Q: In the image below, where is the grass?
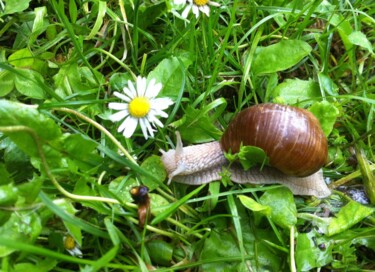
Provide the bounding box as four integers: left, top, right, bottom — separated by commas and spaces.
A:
0, 0, 374, 271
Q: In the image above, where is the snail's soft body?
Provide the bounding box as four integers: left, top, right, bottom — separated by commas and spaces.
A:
160, 103, 331, 198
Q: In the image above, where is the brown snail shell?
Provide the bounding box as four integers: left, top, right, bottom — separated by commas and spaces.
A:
220, 103, 328, 177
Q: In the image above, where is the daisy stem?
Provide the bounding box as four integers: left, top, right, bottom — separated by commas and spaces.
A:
54, 107, 138, 166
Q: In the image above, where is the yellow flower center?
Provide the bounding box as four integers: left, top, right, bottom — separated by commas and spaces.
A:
194, 0, 208, 6
129, 97, 151, 118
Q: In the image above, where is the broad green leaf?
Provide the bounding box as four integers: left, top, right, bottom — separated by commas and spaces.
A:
12, 258, 57, 272
150, 193, 169, 216
348, 31, 374, 55
309, 101, 339, 137
0, 100, 62, 157
238, 195, 271, 215
296, 229, 333, 271
200, 215, 282, 271
140, 155, 166, 191
0, 211, 42, 257
0, 70, 15, 97
109, 73, 133, 92
14, 69, 46, 99
327, 200, 374, 236
177, 107, 222, 143
146, 240, 173, 266
108, 177, 138, 203
259, 187, 297, 229
0, 184, 18, 205
318, 73, 339, 96
3, 140, 33, 182
148, 56, 186, 100
0, 163, 12, 185
252, 40, 312, 75
272, 78, 321, 107
2, 0, 31, 15
8, 48, 34, 68
237, 145, 269, 170
17, 175, 42, 203
62, 134, 101, 172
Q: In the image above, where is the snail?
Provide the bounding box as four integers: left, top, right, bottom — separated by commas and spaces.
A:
160, 103, 331, 198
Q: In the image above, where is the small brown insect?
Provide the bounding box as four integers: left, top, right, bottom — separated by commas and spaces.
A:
130, 185, 150, 228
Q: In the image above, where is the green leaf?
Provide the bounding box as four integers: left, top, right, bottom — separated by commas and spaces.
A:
14, 69, 46, 99
2, 0, 31, 15
177, 107, 222, 143
0, 211, 42, 257
62, 134, 100, 171
272, 78, 321, 107
296, 229, 333, 271
0, 70, 15, 97
259, 187, 297, 229
0, 184, 18, 205
0, 163, 12, 185
146, 240, 173, 266
69, 0, 78, 23
318, 73, 339, 96
309, 101, 339, 137
149, 193, 170, 216
108, 177, 138, 203
140, 155, 167, 191
148, 56, 186, 100
348, 31, 374, 55
327, 200, 374, 236
109, 73, 133, 92
0, 100, 62, 157
238, 195, 271, 215
8, 48, 34, 68
237, 145, 269, 170
252, 40, 312, 75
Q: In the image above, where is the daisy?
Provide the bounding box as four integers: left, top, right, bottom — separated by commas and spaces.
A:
108, 76, 173, 139
178, 0, 220, 19
63, 234, 82, 258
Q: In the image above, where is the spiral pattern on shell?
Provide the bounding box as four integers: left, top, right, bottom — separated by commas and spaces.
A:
220, 103, 328, 177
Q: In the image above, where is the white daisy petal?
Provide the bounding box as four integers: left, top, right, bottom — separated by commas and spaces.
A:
200, 5, 210, 16
174, 0, 186, 4
118, 116, 138, 138
174, 0, 219, 19
209, 1, 220, 7
144, 118, 155, 138
108, 102, 128, 110
182, 5, 191, 18
145, 79, 162, 98
109, 110, 128, 122
137, 76, 147, 96
149, 114, 164, 128
127, 80, 137, 98
192, 5, 199, 18
114, 91, 131, 102
151, 98, 174, 110
139, 118, 150, 139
